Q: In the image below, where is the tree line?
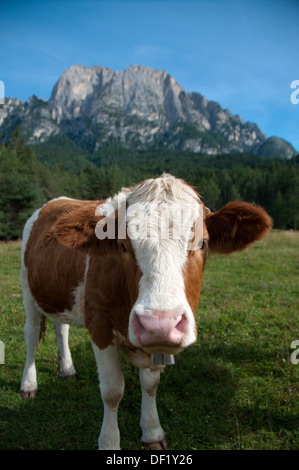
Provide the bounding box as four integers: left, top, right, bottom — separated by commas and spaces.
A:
0, 134, 298, 240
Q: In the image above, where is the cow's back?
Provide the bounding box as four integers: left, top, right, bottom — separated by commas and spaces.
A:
22, 197, 98, 316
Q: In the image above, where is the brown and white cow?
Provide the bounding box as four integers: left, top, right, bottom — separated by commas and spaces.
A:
20, 174, 271, 450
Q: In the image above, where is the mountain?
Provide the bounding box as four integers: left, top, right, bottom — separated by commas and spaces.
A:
0, 64, 297, 160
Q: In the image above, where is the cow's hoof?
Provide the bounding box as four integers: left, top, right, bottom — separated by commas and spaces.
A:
20, 389, 37, 399
143, 438, 168, 450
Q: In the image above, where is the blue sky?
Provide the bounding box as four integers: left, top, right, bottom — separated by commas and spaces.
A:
1, 0, 298, 150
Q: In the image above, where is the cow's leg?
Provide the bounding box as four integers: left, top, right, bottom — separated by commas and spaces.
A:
20, 302, 42, 399
92, 343, 125, 450
139, 367, 167, 450
54, 321, 76, 378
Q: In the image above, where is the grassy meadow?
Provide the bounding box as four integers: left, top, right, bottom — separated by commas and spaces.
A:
0, 231, 298, 450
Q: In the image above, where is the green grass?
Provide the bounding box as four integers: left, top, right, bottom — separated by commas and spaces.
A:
0, 231, 298, 450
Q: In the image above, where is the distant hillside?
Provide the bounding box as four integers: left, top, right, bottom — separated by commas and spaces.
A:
0, 64, 297, 165
0, 131, 298, 241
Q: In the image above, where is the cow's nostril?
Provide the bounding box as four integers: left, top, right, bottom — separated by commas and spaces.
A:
133, 314, 147, 336
175, 314, 187, 333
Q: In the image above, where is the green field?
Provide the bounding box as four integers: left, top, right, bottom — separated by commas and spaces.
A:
0, 231, 298, 450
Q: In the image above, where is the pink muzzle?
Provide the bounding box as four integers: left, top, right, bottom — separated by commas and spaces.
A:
132, 309, 188, 349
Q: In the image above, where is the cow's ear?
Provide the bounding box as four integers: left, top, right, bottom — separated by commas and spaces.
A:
206, 201, 272, 254
53, 206, 118, 254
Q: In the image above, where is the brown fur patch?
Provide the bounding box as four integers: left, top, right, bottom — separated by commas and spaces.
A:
183, 250, 206, 342
84, 254, 133, 349
25, 199, 94, 314
206, 201, 272, 254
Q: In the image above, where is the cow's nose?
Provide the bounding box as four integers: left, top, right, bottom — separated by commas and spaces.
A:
132, 309, 187, 348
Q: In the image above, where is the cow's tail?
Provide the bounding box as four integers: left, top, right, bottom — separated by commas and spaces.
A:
39, 315, 47, 342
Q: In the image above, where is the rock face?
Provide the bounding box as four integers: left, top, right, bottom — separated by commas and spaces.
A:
0, 64, 297, 158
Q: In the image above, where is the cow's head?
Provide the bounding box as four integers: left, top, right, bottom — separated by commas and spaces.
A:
54, 174, 272, 355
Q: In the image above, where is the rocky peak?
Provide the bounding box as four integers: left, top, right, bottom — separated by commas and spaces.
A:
0, 64, 297, 158
48, 65, 116, 121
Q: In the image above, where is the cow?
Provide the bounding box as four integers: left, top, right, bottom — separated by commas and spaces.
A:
20, 174, 271, 450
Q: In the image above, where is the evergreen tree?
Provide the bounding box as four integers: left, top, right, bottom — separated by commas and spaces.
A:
0, 144, 37, 239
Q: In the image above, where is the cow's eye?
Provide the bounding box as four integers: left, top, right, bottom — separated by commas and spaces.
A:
120, 243, 127, 253
199, 240, 206, 250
